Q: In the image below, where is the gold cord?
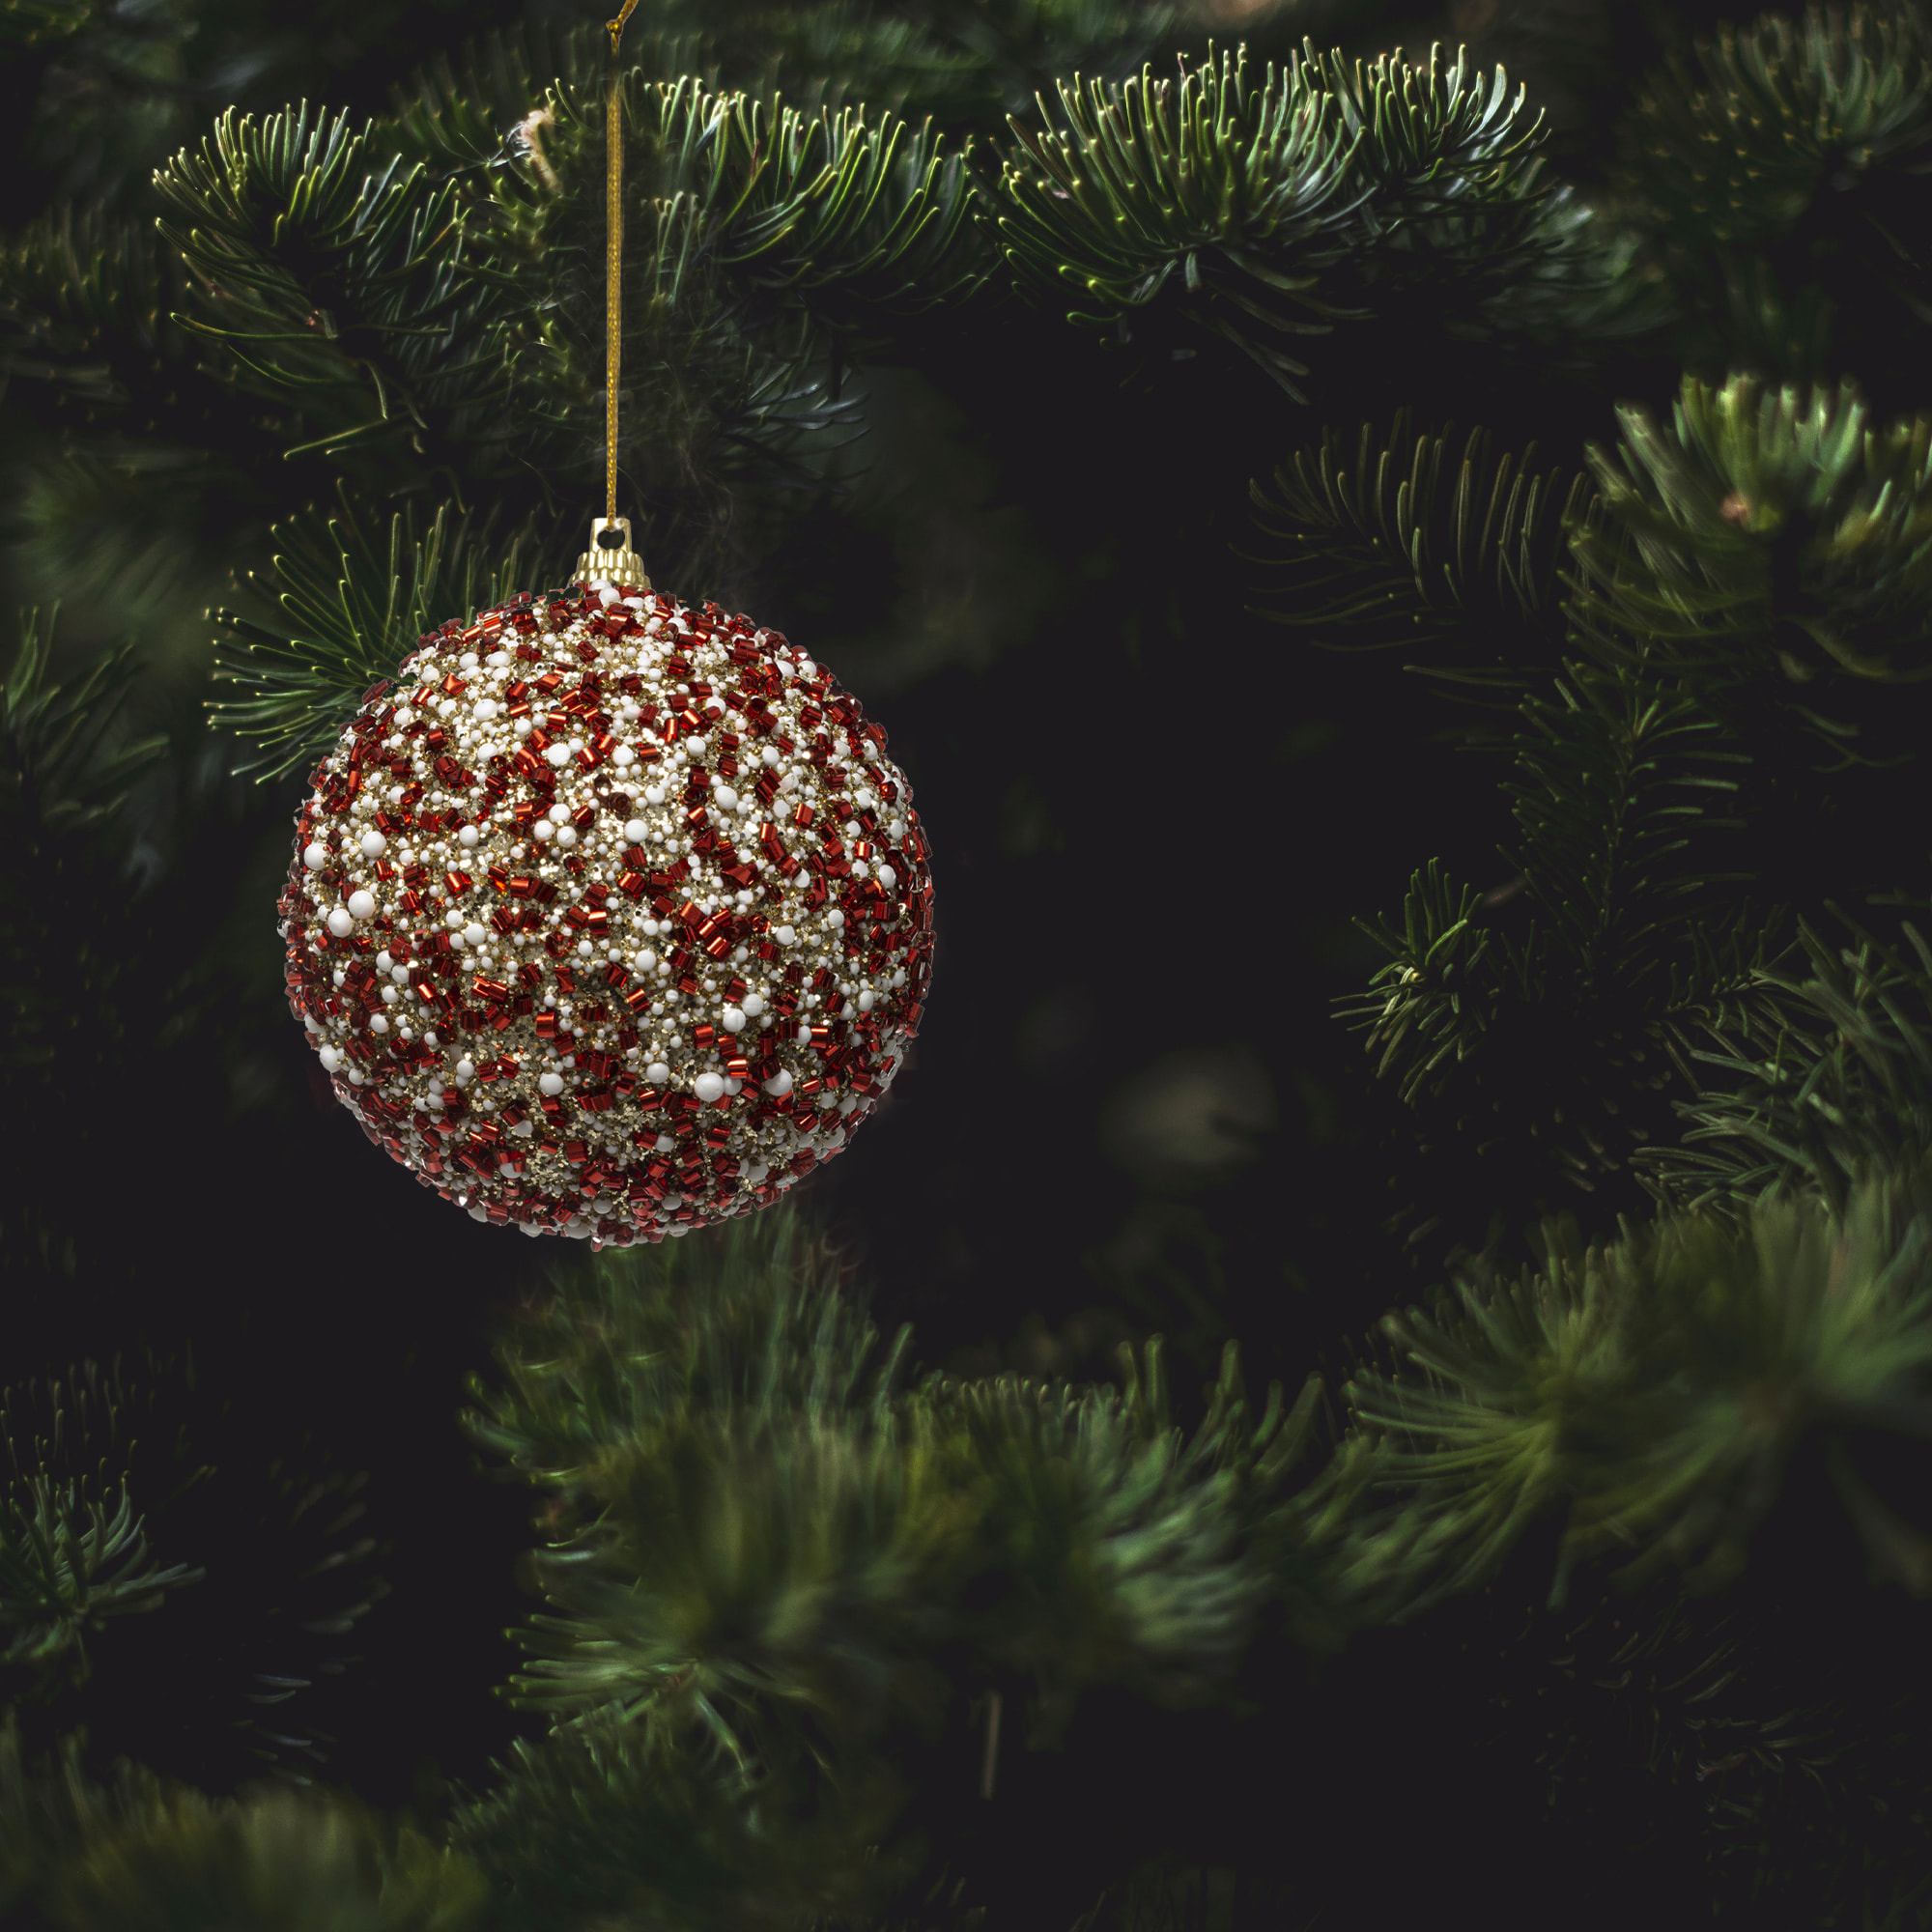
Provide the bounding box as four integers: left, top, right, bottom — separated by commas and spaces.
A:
604, 0, 638, 525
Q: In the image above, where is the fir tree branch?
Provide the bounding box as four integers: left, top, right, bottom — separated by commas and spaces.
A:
0, 1476, 203, 1702
1243, 409, 1605, 748
1297, 1162, 1932, 1626
13, 1758, 490, 1932
151, 102, 515, 488
1600, 1, 1932, 391
206, 483, 551, 782
455, 1211, 1326, 1927
993, 42, 1376, 399
1561, 370, 1932, 757
1637, 904, 1932, 1224
1337, 655, 1798, 1195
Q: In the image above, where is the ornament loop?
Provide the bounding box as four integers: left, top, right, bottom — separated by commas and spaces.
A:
575, 516, 648, 587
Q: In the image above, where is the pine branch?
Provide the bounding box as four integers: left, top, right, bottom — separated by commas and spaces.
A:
1561, 369, 1932, 762
1295, 1161, 1932, 1629
0, 0, 97, 51
1599, 1, 1932, 392
1637, 904, 1932, 1224
1243, 409, 1605, 748
206, 482, 551, 782
993, 42, 1376, 399
0, 1346, 392, 1798
0, 608, 167, 851
447, 1694, 916, 1932
454, 1209, 1327, 1927
0, 1477, 202, 1704
1285, 34, 1624, 350
993, 35, 1623, 397
0, 1743, 490, 1932
151, 101, 516, 489
0, 607, 167, 1080
1336, 651, 1802, 1202
1495, 658, 1758, 993
460, 71, 973, 527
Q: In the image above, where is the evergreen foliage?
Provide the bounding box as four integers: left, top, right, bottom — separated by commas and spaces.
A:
1303, 1158, 1932, 1622
448, 1211, 1326, 1926
9, 0, 1932, 1922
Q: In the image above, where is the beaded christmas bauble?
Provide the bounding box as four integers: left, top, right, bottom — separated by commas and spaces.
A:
278, 579, 934, 1242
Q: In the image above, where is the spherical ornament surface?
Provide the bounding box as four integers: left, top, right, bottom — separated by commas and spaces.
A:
277, 579, 934, 1243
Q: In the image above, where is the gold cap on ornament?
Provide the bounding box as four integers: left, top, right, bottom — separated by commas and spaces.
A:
574, 516, 650, 588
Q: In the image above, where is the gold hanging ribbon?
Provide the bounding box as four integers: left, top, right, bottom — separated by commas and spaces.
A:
577, 0, 647, 585
605, 0, 636, 523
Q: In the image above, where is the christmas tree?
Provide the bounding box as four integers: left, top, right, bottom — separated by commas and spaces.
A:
5, 0, 1932, 1923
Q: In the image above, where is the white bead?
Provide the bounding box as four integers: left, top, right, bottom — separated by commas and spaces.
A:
327, 908, 355, 937
347, 890, 377, 920
643, 785, 665, 805
599, 587, 621, 607
624, 818, 649, 842
463, 922, 487, 946
359, 831, 387, 859
714, 783, 738, 810
635, 948, 657, 969
724, 1077, 743, 1094
612, 747, 634, 767
546, 744, 572, 767
859, 989, 875, 1011
722, 1007, 746, 1033
376, 950, 394, 971
826, 909, 845, 928
877, 865, 897, 889
460, 651, 480, 668
646, 1061, 671, 1083
774, 924, 796, 945
762, 1068, 794, 1096
539, 1071, 564, 1095
303, 842, 328, 870
446, 910, 464, 928
741, 993, 764, 1016
371, 1014, 390, 1034
796, 1021, 812, 1045
459, 825, 480, 848
555, 825, 578, 847
473, 698, 498, 721
532, 820, 555, 840
693, 1072, 725, 1103
318, 1046, 341, 1070
578, 939, 593, 956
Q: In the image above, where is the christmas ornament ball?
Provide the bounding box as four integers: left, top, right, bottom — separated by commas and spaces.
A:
277, 575, 934, 1243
